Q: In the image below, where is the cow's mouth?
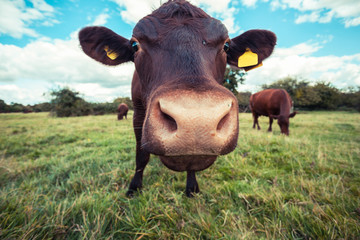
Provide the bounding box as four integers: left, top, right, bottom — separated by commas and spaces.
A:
159, 155, 217, 172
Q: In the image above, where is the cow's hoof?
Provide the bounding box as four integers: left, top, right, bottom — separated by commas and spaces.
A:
185, 185, 200, 198
126, 188, 141, 197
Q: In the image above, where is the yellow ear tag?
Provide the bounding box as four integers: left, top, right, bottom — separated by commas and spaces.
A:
247, 62, 263, 71
104, 45, 119, 60
238, 48, 258, 68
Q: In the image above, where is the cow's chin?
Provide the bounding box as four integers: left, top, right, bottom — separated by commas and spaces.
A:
159, 155, 217, 172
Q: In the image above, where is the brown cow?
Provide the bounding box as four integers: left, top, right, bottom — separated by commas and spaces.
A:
117, 103, 128, 120
79, 0, 276, 197
250, 89, 297, 135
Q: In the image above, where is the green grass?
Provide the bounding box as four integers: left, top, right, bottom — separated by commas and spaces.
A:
1, 111, 359, 239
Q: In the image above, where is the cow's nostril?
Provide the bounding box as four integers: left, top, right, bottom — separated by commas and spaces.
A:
161, 111, 177, 132
216, 102, 232, 133
217, 112, 230, 132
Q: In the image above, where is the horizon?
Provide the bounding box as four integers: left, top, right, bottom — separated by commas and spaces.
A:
1, 0, 360, 105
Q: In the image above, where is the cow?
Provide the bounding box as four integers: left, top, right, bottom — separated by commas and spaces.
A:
79, 0, 276, 197
249, 89, 297, 136
117, 103, 129, 120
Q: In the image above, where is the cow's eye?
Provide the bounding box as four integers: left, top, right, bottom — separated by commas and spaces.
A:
132, 41, 139, 52
224, 42, 230, 52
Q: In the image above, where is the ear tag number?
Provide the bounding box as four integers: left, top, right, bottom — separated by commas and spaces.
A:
104, 45, 119, 60
238, 48, 258, 68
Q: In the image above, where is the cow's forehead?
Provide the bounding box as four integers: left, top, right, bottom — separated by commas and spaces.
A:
133, 16, 228, 43
132, 1, 228, 43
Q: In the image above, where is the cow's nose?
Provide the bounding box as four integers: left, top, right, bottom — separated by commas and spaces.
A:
158, 98, 233, 139
142, 89, 239, 156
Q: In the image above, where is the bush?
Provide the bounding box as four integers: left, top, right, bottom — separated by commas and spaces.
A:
50, 87, 93, 117
90, 102, 118, 115
262, 77, 359, 111
223, 66, 246, 95
236, 92, 251, 112
113, 97, 133, 110
32, 102, 52, 112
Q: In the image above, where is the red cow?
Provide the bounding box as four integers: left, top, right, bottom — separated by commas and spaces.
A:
117, 103, 129, 120
250, 89, 297, 135
79, 0, 276, 197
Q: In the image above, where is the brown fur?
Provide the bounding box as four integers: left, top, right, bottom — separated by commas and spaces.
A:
117, 103, 129, 120
250, 89, 297, 135
79, 0, 276, 197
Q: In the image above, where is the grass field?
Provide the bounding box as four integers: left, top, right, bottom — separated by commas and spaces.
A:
0, 111, 359, 239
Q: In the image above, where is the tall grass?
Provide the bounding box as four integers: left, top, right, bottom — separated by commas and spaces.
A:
1, 111, 359, 239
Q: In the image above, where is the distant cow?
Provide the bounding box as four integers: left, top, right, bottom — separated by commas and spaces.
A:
79, 0, 276, 197
117, 103, 128, 120
250, 89, 296, 135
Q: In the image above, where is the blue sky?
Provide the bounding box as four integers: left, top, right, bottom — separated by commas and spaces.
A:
0, 0, 360, 104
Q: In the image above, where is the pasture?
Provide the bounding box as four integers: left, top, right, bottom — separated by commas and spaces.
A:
0, 111, 359, 239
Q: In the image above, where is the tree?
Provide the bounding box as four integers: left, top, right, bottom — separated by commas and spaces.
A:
312, 82, 341, 110
262, 76, 303, 98
113, 97, 133, 110
262, 77, 323, 110
294, 83, 321, 108
0, 99, 8, 113
50, 87, 92, 117
8, 103, 25, 113
340, 87, 360, 112
32, 102, 52, 112
223, 66, 246, 95
236, 91, 251, 112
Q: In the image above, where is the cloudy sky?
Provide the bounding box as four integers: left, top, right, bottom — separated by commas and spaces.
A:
0, 0, 360, 104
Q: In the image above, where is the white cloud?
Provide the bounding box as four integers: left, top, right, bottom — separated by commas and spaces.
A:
295, 10, 334, 24
55, 83, 131, 103
0, 32, 134, 104
271, 0, 360, 27
190, 0, 241, 34
241, 0, 258, 8
92, 13, 110, 26
275, 42, 322, 56
0, 0, 58, 38
111, 0, 242, 34
239, 41, 360, 93
1, 33, 359, 105
344, 16, 360, 27
191, 0, 232, 13
111, 0, 158, 25
0, 84, 48, 104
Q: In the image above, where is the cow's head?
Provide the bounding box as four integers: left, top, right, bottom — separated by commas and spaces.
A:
271, 112, 297, 135
79, 0, 276, 171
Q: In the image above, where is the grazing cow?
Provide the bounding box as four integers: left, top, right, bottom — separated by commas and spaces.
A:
249, 89, 297, 135
117, 103, 129, 120
79, 0, 276, 197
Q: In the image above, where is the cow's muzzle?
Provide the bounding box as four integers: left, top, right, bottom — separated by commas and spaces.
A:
142, 88, 239, 157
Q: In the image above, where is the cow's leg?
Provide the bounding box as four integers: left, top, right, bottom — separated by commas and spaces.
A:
252, 112, 257, 129
126, 107, 150, 196
186, 170, 200, 197
253, 113, 261, 130
268, 117, 273, 132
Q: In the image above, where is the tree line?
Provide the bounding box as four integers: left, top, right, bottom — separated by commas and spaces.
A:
0, 87, 133, 117
223, 69, 360, 112
1, 70, 359, 115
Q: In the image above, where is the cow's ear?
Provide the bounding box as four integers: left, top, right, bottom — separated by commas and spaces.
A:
289, 111, 297, 118
79, 26, 133, 66
227, 30, 276, 71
